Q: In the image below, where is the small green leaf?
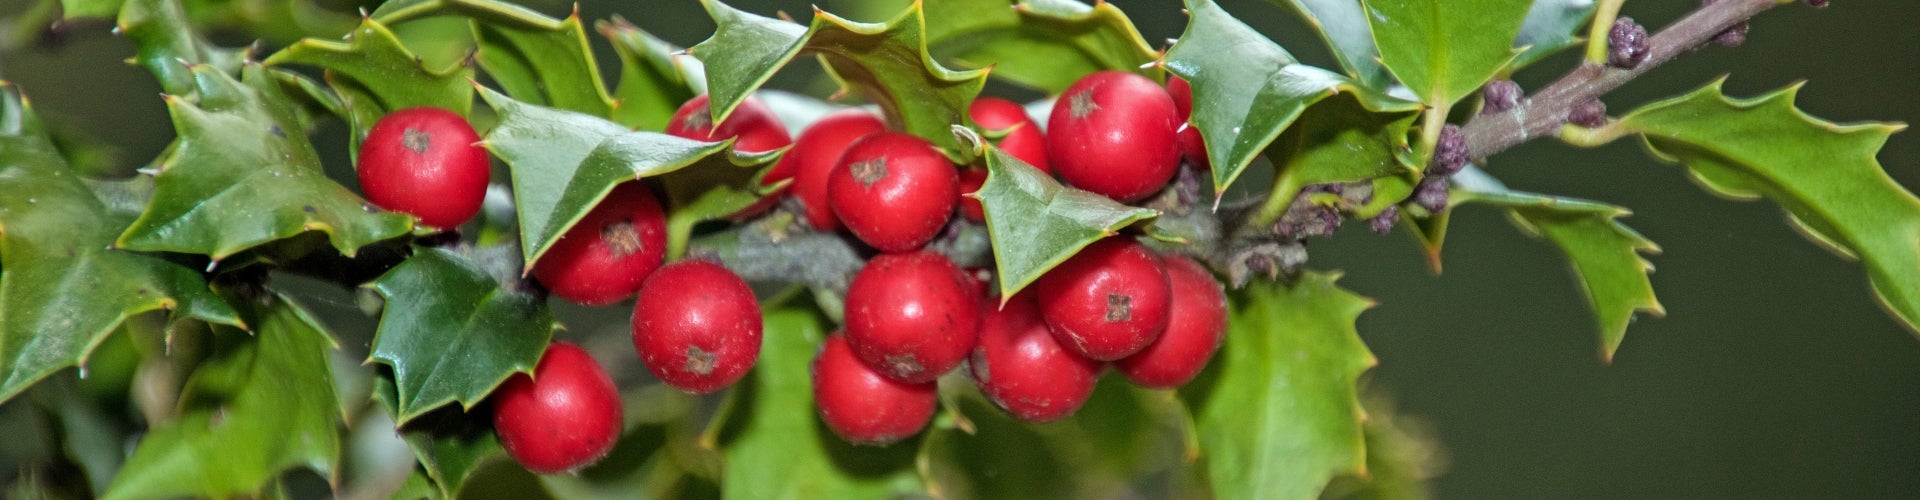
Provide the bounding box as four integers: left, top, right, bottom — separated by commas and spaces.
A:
1613, 80, 1920, 337
372, 373, 505, 499
977, 147, 1158, 299
691, 1, 988, 151
60, 0, 123, 19
1363, 0, 1531, 107
714, 306, 925, 498
117, 0, 245, 97
0, 83, 241, 405
115, 64, 415, 260
367, 245, 556, 424
600, 16, 700, 131
1264, 94, 1420, 213
1183, 272, 1376, 500
471, 7, 617, 117
104, 294, 342, 500
924, 0, 1162, 93
264, 18, 476, 152
1166, 0, 1419, 196
1512, 0, 1598, 70
1269, 0, 1391, 89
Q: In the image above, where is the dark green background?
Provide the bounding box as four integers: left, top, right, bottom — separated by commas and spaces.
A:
1, 0, 1915, 498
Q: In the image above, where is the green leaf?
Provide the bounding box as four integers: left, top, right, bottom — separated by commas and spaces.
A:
924, 378, 1191, 498
470, 7, 617, 117
691, 0, 988, 151
1511, 0, 1598, 70
1323, 394, 1445, 500
0, 83, 241, 404
372, 374, 505, 499
977, 147, 1158, 299
600, 16, 700, 131
1263, 94, 1420, 213
1183, 272, 1376, 500
116, 64, 415, 260
60, 0, 123, 19
1363, 0, 1531, 107
1612, 80, 1920, 337
923, 0, 1162, 93
264, 18, 476, 152
1270, 0, 1391, 89
116, 0, 246, 97
1165, 0, 1419, 196
104, 293, 342, 500
367, 245, 556, 424
714, 306, 925, 498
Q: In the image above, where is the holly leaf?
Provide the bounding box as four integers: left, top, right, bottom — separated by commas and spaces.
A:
115, 64, 415, 259
372, 373, 505, 499
713, 305, 925, 498
1165, 0, 1419, 197
367, 245, 556, 424
1268, 0, 1391, 89
1264, 94, 1420, 211
1182, 272, 1376, 500
924, 378, 1190, 498
1363, 0, 1531, 108
600, 16, 700, 131
104, 294, 342, 500
1612, 80, 1920, 337
264, 18, 476, 152
470, 6, 617, 117
923, 0, 1162, 93
61, 0, 123, 19
117, 0, 246, 97
977, 147, 1158, 299
690, 0, 988, 151
1512, 0, 1598, 70
1322, 394, 1445, 500
0, 83, 242, 404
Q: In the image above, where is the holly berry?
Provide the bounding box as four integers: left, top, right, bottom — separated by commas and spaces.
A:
1164, 77, 1211, 171
781, 110, 887, 231
843, 251, 980, 383
666, 94, 795, 219
492, 342, 623, 474
531, 182, 668, 306
1047, 71, 1181, 201
1114, 255, 1227, 388
813, 334, 937, 446
969, 97, 1049, 173
957, 167, 987, 222
828, 132, 959, 252
1034, 237, 1171, 361
970, 292, 1101, 422
356, 107, 490, 229
632, 259, 762, 394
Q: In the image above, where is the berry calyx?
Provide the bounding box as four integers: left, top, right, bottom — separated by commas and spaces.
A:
1114, 255, 1227, 388
828, 132, 959, 252
667, 94, 795, 219
970, 292, 1101, 422
632, 260, 762, 394
1047, 71, 1182, 202
492, 342, 623, 474
1608, 17, 1651, 69
969, 97, 1049, 173
356, 107, 490, 229
531, 182, 668, 305
813, 334, 937, 446
782, 110, 888, 231
1034, 237, 1171, 361
843, 251, 981, 383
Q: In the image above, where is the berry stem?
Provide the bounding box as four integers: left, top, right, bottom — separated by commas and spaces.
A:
1583, 0, 1630, 64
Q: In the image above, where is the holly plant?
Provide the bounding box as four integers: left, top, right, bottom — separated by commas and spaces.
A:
0, 0, 1910, 498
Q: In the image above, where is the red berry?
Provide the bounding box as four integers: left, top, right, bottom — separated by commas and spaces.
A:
957, 167, 987, 222
828, 132, 958, 252
531, 183, 668, 306
1034, 238, 1171, 361
493, 342, 623, 474
970, 292, 1101, 422
1046, 71, 1181, 202
1164, 77, 1210, 171
813, 334, 937, 446
356, 107, 489, 229
1167, 76, 1193, 119
632, 260, 762, 394
666, 94, 794, 219
1114, 255, 1227, 388
844, 251, 981, 383
781, 110, 887, 231
969, 97, 1049, 173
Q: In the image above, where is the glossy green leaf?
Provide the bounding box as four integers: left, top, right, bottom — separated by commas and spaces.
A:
1613, 80, 1920, 337
1270, 0, 1391, 89
691, 0, 988, 151
1165, 0, 1419, 196
714, 306, 925, 498
115, 64, 415, 260
925, 378, 1191, 498
1363, 0, 1530, 107
60, 0, 122, 19
104, 294, 342, 500
977, 147, 1159, 299
0, 83, 241, 404
117, 0, 245, 97
372, 373, 504, 499
367, 245, 556, 424
264, 18, 475, 152
1512, 0, 1598, 70
600, 16, 700, 131
472, 8, 617, 117
1263, 94, 1420, 214
924, 0, 1162, 93
1184, 272, 1376, 500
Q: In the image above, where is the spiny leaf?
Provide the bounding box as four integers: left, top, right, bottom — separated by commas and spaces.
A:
1322, 394, 1446, 500
924, 0, 1162, 93
1166, 0, 1419, 197
117, 0, 245, 97
1183, 271, 1376, 500
600, 16, 701, 131
367, 245, 556, 425
115, 64, 415, 260
103, 294, 341, 500
372, 373, 504, 499
0, 83, 241, 405
1512, 0, 1598, 70
1363, 0, 1531, 108
1264, 94, 1420, 213
691, 0, 988, 151
1269, 0, 1391, 89
978, 147, 1158, 299
470, 6, 617, 117
264, 18, 476, 153
1612, 80, 1920, 337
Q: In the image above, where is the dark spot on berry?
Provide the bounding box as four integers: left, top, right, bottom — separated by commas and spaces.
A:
1068, 90, 1100, 119
1105, 292, 1132, 322
601, 220, 643, 258
885, 354, 923, 378
682, 105, 712, 132
684, 346, 716, 376
851, 158, 888, 187
402, 128, 431, 154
